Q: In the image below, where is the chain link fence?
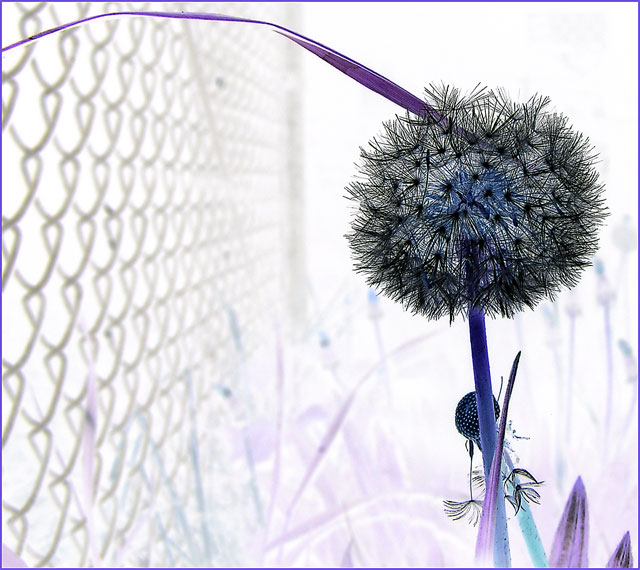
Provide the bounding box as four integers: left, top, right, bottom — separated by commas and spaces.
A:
2, 2, 303, 566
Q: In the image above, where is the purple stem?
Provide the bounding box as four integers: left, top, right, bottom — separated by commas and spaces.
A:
468, 308, 511, 567
603, 301, 614, 441
468, 309, 497, 472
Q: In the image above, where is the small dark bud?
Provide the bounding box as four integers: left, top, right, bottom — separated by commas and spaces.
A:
454, 391, 500, 449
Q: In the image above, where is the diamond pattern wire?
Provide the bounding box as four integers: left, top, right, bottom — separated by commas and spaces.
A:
2, 2, 302, 566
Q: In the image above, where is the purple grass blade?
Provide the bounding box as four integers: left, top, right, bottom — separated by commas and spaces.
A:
475, 351, 521, 566
273, 30, 428, 117
375, 425, 404, 487
282, 330, 441, 520
1, 10, 429, 118
265, 490, 436, 553
2, 545, 27, 568
606, 531, 633, 568
549, 476, 589, 568
285, 387, 359, 522
275, 329, 441, 563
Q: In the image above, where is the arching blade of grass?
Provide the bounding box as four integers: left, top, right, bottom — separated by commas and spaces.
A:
1, 10, 428, 118
276, 331, 440, 561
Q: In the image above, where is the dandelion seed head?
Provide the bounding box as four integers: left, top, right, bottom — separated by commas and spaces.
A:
346, 84, 607, 320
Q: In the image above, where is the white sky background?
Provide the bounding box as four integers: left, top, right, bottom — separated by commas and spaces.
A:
297, 2, 638, 565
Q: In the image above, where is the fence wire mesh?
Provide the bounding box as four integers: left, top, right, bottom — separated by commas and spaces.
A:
2, 2, 303, 566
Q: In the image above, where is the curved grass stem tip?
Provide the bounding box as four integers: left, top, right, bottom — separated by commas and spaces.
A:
1, 10, 430, 117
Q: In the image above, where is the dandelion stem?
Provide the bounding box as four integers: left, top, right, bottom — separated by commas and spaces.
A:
468, 308, 511, 567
